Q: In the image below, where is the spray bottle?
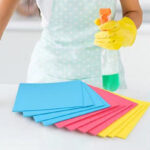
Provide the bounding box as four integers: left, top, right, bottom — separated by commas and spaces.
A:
95, 8, 120, 91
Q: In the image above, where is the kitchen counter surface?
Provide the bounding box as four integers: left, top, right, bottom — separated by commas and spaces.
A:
0, 84, 150, 150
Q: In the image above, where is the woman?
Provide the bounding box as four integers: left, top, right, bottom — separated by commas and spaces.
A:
0, 0, 142, 91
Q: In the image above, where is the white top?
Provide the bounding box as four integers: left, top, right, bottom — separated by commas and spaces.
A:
36, 0, 53, 27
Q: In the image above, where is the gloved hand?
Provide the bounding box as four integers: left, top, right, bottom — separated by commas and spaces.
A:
94, 17, 137, 50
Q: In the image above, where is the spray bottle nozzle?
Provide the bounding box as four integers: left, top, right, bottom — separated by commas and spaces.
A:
99, 8, 111, 24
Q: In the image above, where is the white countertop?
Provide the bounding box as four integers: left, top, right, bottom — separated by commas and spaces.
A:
6, 20, 150, 33
6, 12, 150, 33
0, 84, 150, 150
6, 13, 42, 31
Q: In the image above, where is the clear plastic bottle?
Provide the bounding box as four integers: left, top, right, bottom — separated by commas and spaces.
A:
99, 8, 120, 91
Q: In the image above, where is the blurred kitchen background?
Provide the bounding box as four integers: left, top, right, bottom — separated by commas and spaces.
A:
0, 0, 150, 92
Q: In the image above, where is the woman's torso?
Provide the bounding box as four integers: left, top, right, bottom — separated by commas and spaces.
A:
27, 0, 119, 87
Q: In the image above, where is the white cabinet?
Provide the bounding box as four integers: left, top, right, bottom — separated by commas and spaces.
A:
0, 29, 41, 84
120, 25, 150, 90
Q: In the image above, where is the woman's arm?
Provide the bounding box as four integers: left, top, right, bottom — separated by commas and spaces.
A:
120, 0, 143, 29
0, 0, 20, 39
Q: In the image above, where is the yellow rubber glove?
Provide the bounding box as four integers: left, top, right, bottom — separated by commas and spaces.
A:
94, 17, 137, 50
